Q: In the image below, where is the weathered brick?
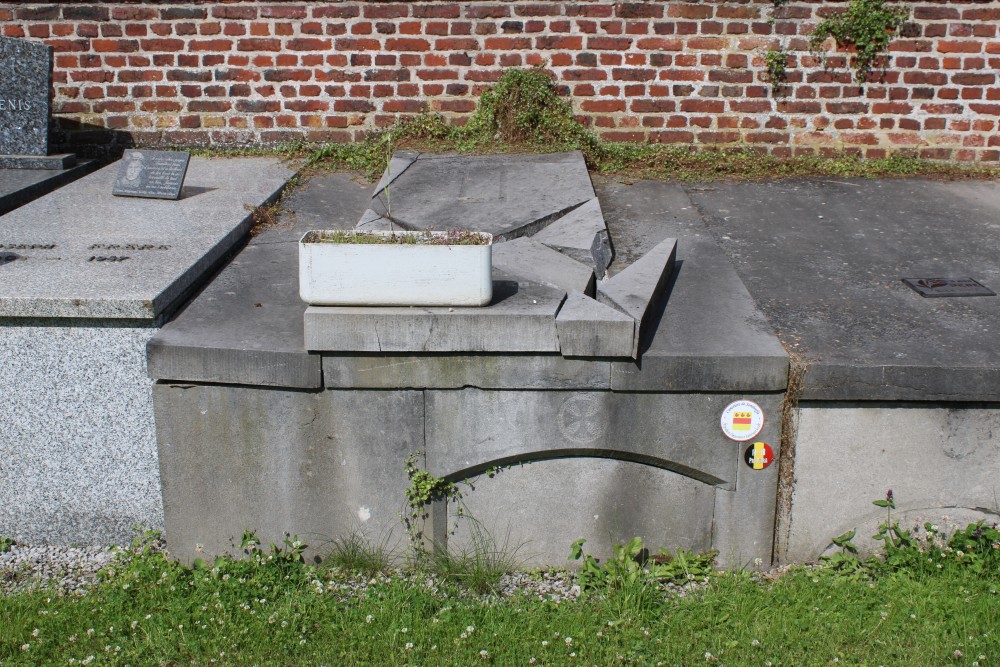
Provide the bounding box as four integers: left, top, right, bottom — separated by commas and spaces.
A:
536, 35, 583, 50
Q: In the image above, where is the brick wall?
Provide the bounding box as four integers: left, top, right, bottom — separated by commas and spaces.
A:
2, 1, 998, 161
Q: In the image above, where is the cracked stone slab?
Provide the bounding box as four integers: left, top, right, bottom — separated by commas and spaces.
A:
597, 237, 677, 358
354, 208, 394, 232
556, 290, 635, 358
492, 237, 595, 296
533, 197, 613, 278
365, 151, 595, 238
371, 150, 419, 198
304, 275, 565, 352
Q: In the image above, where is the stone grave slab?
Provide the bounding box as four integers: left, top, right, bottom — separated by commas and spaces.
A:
366, 151, 596, 238
598, 237, 677, 357
0, 161, 97, 216
492, 236, 596, 296
0, 157, 294, 320
304, 274, 566, 353
556, 290, 635, 358
306, 151, 654, 359
532, 197, 613, 277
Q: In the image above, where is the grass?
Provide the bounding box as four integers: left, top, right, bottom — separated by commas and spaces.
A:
1, 526, 997, 666
303, 230, 491, 246
295, 68, 1000, 184
421, 519, 525, 595
315, 528, 396, 579
178, 69, 999, 186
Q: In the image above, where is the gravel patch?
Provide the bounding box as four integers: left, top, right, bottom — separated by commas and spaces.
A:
1, 541, 727, 602
0, 541, 123, 596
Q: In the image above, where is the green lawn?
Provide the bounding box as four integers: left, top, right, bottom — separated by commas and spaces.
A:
1, 534, 996, 667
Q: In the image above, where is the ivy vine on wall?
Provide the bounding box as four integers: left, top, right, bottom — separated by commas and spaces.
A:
808, 0, 910, 85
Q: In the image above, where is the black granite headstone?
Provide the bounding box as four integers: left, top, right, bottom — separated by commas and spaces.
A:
112, 150, 191, 200
0, 36, 52, 157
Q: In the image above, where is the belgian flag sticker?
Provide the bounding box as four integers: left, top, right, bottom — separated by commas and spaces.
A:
743, 442, 774, 470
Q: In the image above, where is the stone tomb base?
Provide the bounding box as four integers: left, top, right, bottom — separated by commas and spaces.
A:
0, 320, 161, 544
782, 402, 1000, 562
153, 383, 783, 567
0, 157, 295, 544
149, 154, 790, 567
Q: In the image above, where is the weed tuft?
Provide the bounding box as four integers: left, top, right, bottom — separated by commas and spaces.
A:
422, 519, 524, 595
460, 67, 599, 152
318, 529, 395, 578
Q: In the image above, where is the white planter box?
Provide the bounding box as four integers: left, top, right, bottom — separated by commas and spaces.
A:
299, 230, 493, 306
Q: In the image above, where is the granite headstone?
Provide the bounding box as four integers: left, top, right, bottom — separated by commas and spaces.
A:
0, 36, 52, 157
112, 150, 190, 200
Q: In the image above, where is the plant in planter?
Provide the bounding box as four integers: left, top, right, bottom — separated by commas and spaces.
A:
300, 134, 494, 308
299, 228, 493, 307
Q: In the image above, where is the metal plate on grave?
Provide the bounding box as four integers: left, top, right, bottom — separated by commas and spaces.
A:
901, 277, 997, 298
112, 150, 190, 200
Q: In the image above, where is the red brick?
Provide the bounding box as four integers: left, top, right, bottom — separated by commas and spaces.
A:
618, 3, 663, 19
188, 39, 234, 52
952, 73, 996, 86
636, 37, 683, 51
938, 41, 982, 54
697, 131, 740, 144
482, 37, 529, 50
681, 99, 725, 113
612, 68, 656, 82
112, 7, 157, 21
417, 69, 458, 81
587, 36, 632, 50
536, 35, 583, 50
118, 70, 162, 83
631, 99, 675, 113
161, 8, 206, 21
92, 39, 139, 53
970, 104, 1000, 115
563, 68, 607, 82
261, 5, 307, 20
287, 38, 331, 51
466, 5, 510, 19
17, 7, 59, 20
668, 5, 712, 20
386, 38, 431, 51
414, 5, 460, 19
914, 7, 959, 20
236, 38, 280, 52
212, 7, 258, 20
435, 37, 479, 50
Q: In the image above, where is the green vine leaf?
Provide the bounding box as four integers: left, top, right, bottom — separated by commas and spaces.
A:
809, 0, 909, 85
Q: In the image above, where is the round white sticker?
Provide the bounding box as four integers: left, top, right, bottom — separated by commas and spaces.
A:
720, 399, 764, 442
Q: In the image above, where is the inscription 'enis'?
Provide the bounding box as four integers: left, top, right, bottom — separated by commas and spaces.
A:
0, 99, 32, 112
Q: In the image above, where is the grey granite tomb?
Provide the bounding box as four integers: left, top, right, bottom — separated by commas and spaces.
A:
0, 36, 93, 214
0, 157, 296, 545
